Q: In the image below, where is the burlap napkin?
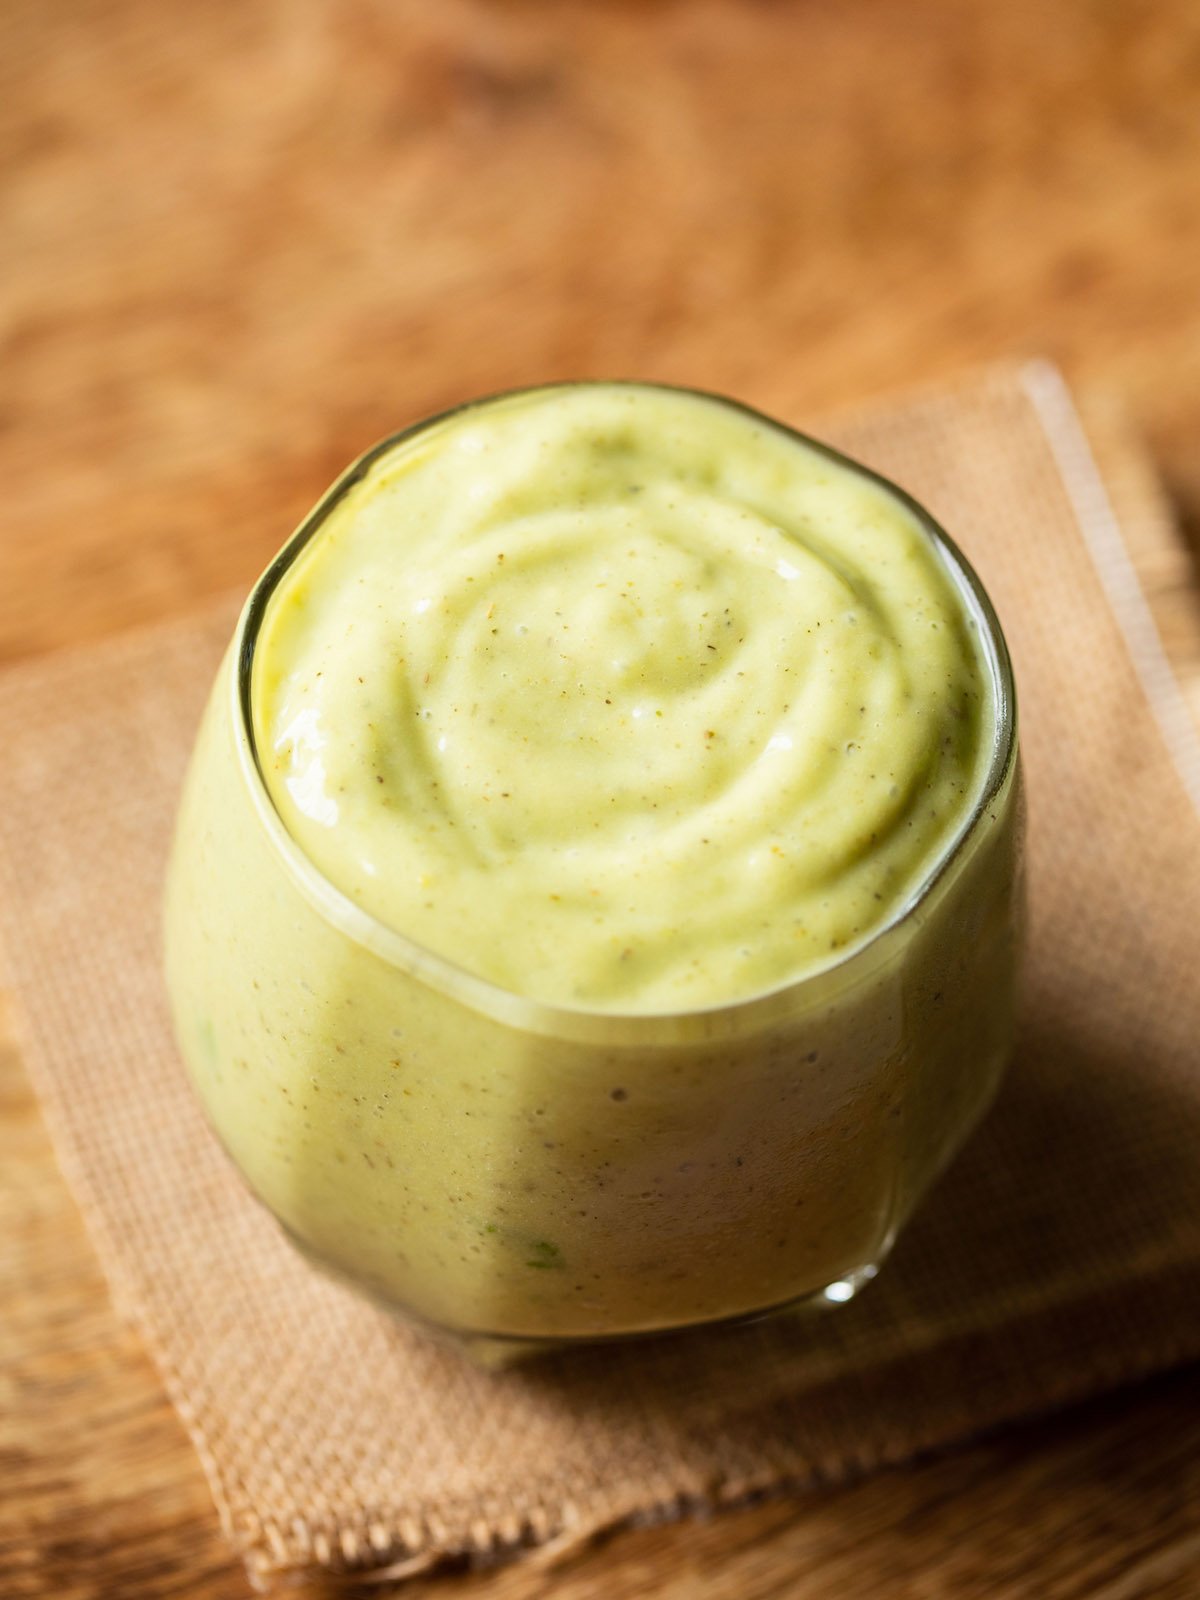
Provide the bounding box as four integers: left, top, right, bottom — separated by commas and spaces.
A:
2, 363, 1199, 1588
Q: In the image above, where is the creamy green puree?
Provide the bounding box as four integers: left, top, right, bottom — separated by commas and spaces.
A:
255, 385, 991, 1010
165, 383, 1022, 1350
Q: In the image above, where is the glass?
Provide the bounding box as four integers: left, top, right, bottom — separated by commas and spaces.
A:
164, 388, 1023, 1364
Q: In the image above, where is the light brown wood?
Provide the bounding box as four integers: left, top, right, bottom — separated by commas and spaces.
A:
2, 2, 1199, 1595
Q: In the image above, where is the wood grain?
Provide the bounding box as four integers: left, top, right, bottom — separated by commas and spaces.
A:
2, 1, 1199, 1595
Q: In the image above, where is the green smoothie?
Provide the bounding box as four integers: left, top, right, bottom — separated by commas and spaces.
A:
165, 383, 1022, 1348
256, 385, 992, 1009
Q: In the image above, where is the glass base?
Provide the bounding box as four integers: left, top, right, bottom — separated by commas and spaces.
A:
278, 1209, 889, 1370
454, 1261, 883, 1370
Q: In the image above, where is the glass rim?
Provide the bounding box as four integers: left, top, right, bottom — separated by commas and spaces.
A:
231, 379, 1019, 1044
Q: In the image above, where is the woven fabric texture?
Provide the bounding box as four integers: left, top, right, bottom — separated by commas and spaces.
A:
1, 364, 1198, 1586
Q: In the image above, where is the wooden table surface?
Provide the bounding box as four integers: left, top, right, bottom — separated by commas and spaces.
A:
3, 3, 1200, 1595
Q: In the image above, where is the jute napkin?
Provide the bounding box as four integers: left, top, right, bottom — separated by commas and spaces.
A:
2, 363, 1199, 1588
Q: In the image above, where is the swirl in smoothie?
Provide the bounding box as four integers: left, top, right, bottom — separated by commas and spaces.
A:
254, 384, 993, 1011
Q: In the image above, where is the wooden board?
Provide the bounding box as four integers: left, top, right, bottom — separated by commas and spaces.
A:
2, 2, 1200, 1595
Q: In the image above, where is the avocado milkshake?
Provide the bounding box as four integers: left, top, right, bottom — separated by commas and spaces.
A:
165, 383, 1021, 1347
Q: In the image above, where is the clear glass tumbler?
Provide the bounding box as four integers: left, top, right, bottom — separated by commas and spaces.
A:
164, 395, 1023, 1363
